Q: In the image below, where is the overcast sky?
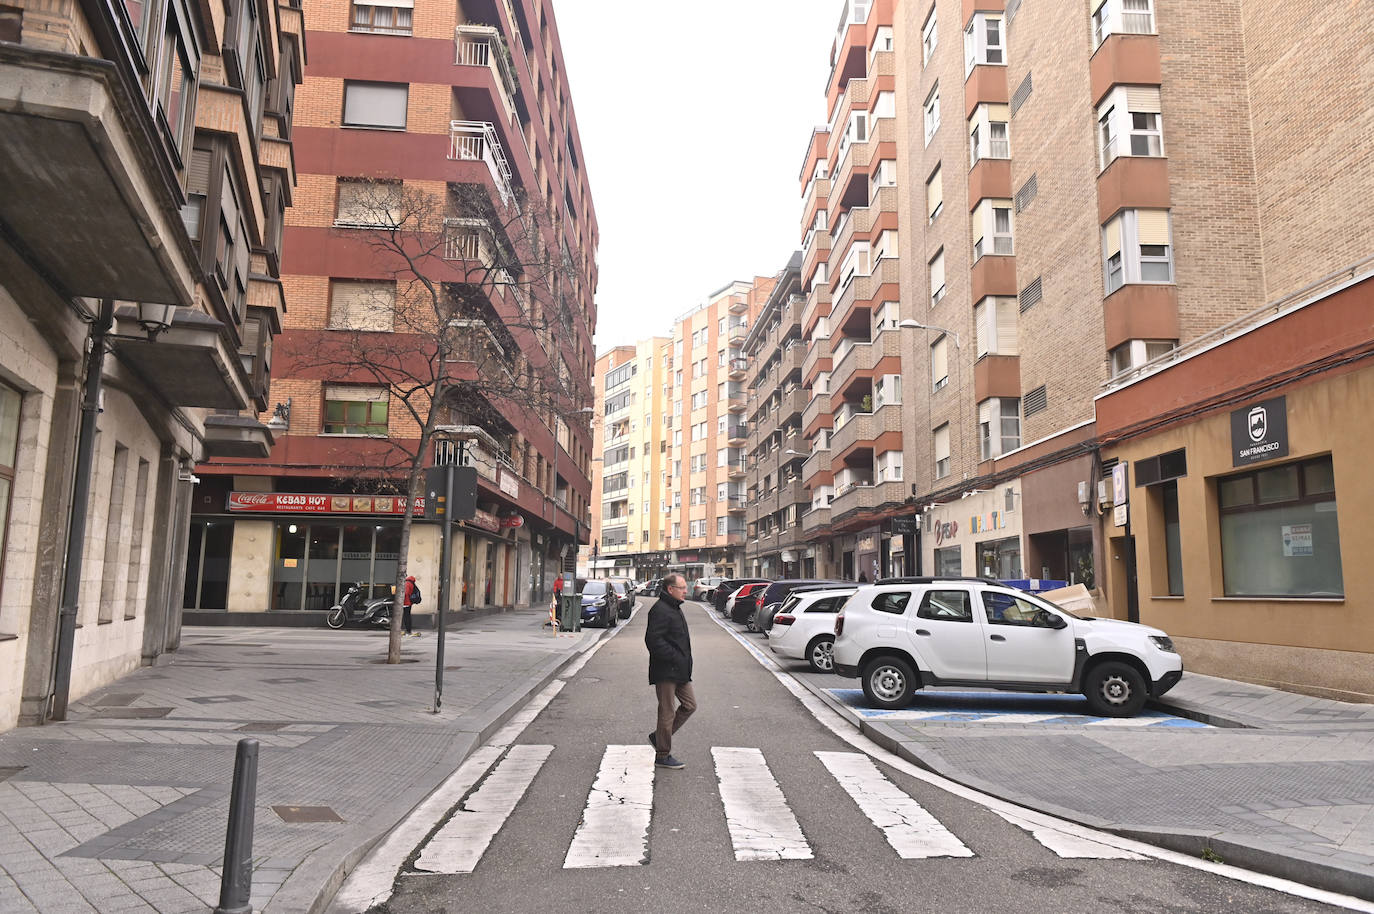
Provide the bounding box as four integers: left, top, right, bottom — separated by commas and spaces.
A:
553, 0, 841, 354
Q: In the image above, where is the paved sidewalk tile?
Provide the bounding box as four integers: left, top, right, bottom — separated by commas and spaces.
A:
0, 608, 601, 913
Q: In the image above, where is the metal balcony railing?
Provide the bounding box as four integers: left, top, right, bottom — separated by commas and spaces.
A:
454, 24, 518, 118
449, 120, 514, 205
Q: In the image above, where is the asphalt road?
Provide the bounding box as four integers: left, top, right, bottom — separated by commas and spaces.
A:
374, 598, 1349, 914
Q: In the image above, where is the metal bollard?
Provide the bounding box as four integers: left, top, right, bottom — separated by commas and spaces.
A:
214, 738, 259, 914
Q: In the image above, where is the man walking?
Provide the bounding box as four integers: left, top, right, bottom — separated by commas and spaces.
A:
645, 573, 696, 770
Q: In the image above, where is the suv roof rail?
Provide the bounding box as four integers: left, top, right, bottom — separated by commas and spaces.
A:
872, 576, 1001, 586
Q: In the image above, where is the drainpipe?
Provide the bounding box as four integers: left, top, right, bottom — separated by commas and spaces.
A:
50, 298, 113, 721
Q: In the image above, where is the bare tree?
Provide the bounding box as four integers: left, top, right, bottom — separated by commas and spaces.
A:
292, 179, 591, 663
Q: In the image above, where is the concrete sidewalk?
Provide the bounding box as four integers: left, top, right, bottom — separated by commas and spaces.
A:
799, 669, 1374, 902
0, 608, 604, 913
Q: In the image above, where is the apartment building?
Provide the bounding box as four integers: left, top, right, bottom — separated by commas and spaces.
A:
743, 254, 815, 578
879, 0, 1372, 694
0, 0, 304, 725
795, 0, 908, 584
588, 338, 670, 579
188, 0, 599, 620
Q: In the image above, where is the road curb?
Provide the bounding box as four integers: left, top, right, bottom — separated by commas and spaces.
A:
283, 624, 611, 914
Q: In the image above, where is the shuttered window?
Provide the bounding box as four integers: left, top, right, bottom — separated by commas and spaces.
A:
342, 81, 408, 128
181, 147, 212, 240
928, 249, 946, 305
335, 178, 402, 226
926, 166, 943, 221
931, 336, 949, 391
1103, 209, 1172, 291
975, 297, 1019, 357
324, 386, 389, 435
934, 423, 951, 479
328, 280, 396, 331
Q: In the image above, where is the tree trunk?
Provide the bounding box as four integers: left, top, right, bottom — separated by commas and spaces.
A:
387, 469, 422, 663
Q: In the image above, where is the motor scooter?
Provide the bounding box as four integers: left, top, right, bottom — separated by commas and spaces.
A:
325, 583, 393, 629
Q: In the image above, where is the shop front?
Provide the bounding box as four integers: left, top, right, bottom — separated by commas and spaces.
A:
1095, 274, 1373, 699
1021, 455, 1101, 593
922, 484, 1024, 582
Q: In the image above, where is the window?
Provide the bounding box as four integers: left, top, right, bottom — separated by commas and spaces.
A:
0, 383, 18, 596
921, 5, 937, 64
964, 12, 1003, 75
874, 373, 901, 408
930, 336, 949, 391
1217, 456, 1342, 597
1155, 480, 1183, 596
335, 178, 402, 227
672, 522, 680, 540
875, 449, 903, 482
324, 386, 389, 435
926, 166, 943, 222
976, 536, 1022, 578
871, 158, 897, 189
871, 591, 911, 615
1092, 0, 1155, 48
974, 297, 1018, 357
329, 280, 395, 331
154, 4, 199, 165
928, 249, 946, 305
717, 517, 727, 536
1097, 86, 1164, 168
934, 546, 962, 575
343, 80, 408, 129
1109, 339, 1177, 377
918, 590, 973, 622
350, 0, 412, 34
969, 104, 1011, 165
923, 84, 940, 146
981, 591, 1044, 626
717, 483, 728, 501
934, 423, 951, 479
971, 199, 1014, 259
978, 397, 1021, 460
1103, 209, 1173, 293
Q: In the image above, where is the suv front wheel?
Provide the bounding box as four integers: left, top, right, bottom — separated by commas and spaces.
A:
1083, 660, 1147, 717
861, 655, 916, 710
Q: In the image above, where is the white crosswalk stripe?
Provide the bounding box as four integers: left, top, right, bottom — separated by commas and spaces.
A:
413, 744, 552, 875
712, 746, 813, 861
993, 809, 1146, 859
817, 751, 974, 859
564, 744, 656, 868
407, 743, 1145, 874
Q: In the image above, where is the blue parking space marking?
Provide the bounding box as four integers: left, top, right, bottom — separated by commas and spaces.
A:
824, 689, 1210, 728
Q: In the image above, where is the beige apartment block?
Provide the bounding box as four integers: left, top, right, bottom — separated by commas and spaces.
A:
589, 337, 670, 579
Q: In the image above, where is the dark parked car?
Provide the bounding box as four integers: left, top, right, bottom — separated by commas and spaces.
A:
755, 579, 852, 633
638, 578, 662, 596
713, 578, 771, 616
574, 579, 618, 628
608, 578, 634, 619
729, 582, 770, 626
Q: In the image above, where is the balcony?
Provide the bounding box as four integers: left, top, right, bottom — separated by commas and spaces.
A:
802, 278, 832, 337
778, 343, 806, 383
779, 385, 807, 423
727, 356, 749, 380
802, 224, 832, 287
111, 309, 250, 409
203, 413, 274, 459
802, 505, 832, 534
727, 494, 748, 514
831, 255, 900, 336
442, 217, 507, 275
802, 390, 831, 439
829, 478, 907, 519
727, 323, 748, 346
728, 461, 748, 479
449, 120, 514, 205
778, 477, 807, 508
729, 296, 747, 314
802, 442, 832, 485
830, 401, 903, 462
802, 176, 831, 231
725, 393, 747, 413
832, 115, 897, 208
454, 24, 518, 120
802, 340, 831, 388
727, 423, 748, 446
830, 326, 903, 400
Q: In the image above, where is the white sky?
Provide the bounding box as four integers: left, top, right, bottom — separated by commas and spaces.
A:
553, 0, 842, 354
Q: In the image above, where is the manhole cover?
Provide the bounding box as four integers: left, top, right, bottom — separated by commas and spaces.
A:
188, 695, 250, 704
94, 692, 142, 707
272, 805, 343, 824
94, 707, 173, 719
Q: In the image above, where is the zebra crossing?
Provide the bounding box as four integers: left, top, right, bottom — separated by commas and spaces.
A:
407, 742, 1141, 875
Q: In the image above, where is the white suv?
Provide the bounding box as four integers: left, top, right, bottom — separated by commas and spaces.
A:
831, 578, 1182, 717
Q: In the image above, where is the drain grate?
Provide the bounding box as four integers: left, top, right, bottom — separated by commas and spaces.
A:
94, 692, 142, 707
273, 805, 343, 824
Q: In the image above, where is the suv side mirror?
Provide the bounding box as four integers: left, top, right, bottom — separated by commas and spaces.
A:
1037, 610, 1068, 629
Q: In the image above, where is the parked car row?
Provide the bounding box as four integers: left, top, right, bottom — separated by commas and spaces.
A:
573, 577, 640, 627
700, 575, 1184, 718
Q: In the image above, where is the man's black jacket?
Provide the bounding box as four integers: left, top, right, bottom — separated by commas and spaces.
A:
645, 592, 692, 684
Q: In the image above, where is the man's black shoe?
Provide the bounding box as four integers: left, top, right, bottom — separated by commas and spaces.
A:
654, 754, 685, 770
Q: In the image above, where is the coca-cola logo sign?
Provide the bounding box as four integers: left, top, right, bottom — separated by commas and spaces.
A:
232, 493, 272, 506
227, 492, 426, 514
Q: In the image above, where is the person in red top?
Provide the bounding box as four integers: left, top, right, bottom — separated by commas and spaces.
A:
403, 574, 419, 637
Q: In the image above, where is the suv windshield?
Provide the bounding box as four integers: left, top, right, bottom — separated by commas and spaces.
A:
579, 581, 608, 596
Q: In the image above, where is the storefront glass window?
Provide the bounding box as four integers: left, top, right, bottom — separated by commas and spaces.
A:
183, 520, 231, 609
976, 536, 1022, 579
273, 523, 307, 610
306, 525, 341, 609
373, 524, 401, 599
340, 524, 374, 593
934, 546, 961, 576
1219, 456, 1342, 597
1162, 481, 1182, 595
